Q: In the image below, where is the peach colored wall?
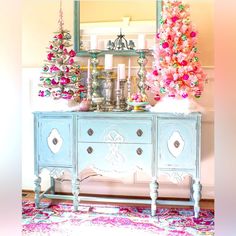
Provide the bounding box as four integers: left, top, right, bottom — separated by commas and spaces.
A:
22, 0, 214, 199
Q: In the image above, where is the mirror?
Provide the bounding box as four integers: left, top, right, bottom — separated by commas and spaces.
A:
73, 0, 162, 54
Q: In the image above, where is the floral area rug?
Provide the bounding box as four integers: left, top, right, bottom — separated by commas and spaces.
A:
22, 200, 214, 236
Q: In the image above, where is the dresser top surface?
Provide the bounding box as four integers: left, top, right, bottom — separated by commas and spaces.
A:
33, 111, 201, 118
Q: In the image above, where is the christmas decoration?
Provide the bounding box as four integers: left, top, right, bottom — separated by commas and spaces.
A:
38, 1, 85, 101
146, 0, 206, 101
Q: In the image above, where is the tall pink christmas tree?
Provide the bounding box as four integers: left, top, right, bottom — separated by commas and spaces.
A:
146, 0, 206, 101
38, 2, 85, 101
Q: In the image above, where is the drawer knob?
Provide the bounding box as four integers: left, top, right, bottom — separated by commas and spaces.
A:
136, 129, 143, 137
174, 140, 180, 148
136, 148, 143, 155
87, 128, 94, 136
87, 146, 93, 154
52, 138, 58, 145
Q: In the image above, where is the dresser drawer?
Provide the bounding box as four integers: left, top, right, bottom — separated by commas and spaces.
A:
77, 143, 152, 174
36, 116, 73, 167
157, 118, 197, 169
78, 118, 152, 144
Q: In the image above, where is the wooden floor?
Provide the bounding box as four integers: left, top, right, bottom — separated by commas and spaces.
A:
22, 191, 214, 210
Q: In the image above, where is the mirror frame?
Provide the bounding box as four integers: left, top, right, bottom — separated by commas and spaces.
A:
73, 0, 162, 55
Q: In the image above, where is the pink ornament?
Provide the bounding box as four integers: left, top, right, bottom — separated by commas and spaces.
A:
156, 33, 160, 39
183, 74, 189, 80
181, 60, 188, 66
171, 16, 179, 23
69, 50, 76, 57
51, 79, 59, 85
69, 58, 74, 65
162, 42, 169, 49
182, 92, 188, 98
60, 77, 70, 85
153, 70, 159, 76
190, 31, 197, 37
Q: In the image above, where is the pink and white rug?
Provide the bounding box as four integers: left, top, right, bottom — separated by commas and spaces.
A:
22, 200, 214, 236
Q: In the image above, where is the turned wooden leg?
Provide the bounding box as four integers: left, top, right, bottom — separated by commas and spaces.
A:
72, 177, 80, 211
190, 177, 194, 201
150, 177, 159, 217
193, 178, 202, 218
50, 176, 55, 194
34, 175, 41, 208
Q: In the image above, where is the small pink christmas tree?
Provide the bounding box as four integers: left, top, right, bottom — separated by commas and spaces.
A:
146, 0, 206, 101
38, 4, 85, 101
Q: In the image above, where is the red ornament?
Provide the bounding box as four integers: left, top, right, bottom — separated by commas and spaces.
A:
162, 42, 169, 49
154, 94, 161, 101
57, 34, 63, 39
49, 45, 53, 50
153, 70, 159, 76
69, 50, 76, 57
171, 16, 179, 23
59, 44, 64, 50
181, 60, 188, 66
47, 52, 54, 61
190, 31, 197, 37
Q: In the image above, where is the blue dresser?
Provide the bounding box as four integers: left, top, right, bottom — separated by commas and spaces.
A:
33, 111, 202, 217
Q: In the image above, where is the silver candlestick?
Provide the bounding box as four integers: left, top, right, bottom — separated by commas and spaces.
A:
88, 50, 104, 110
103, 70, 114, 111
126, 76, 132, 110
113, 89, 123, 112
119, 78, 127, 109
89, 50, 102, 98
136, 49, 149, 97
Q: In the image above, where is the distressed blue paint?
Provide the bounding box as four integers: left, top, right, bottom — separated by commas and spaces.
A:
33, 111, 201, 217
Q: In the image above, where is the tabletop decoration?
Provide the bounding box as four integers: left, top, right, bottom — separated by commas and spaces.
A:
146, 0, 206, 105
38, 0, 82, 103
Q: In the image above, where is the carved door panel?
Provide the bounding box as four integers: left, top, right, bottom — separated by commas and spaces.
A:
157, 118, 197, 170
37, 115, 73, 167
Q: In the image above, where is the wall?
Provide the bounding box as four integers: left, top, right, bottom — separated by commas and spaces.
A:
22, 0, 214, 199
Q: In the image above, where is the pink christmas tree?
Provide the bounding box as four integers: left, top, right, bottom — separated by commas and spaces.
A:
146, 0, 206, 101
38, 4, 85, 101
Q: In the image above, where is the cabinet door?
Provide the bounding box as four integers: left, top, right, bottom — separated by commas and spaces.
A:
157, 118, 197, 169
36, 115, 73, 167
